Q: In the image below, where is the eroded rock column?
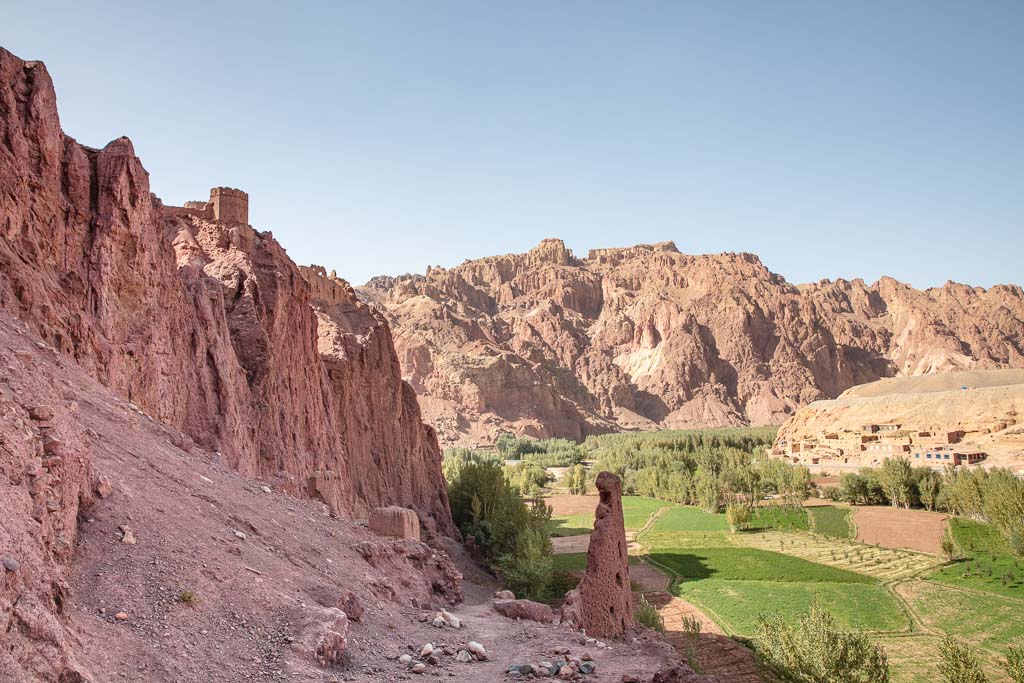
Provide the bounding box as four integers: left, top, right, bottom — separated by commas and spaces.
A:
561, 471, 634, 638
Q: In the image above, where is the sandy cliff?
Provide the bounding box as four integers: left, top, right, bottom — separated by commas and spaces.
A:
362, 240, 1024, 446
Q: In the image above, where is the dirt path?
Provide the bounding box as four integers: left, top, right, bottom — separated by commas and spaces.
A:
853, 506, 948, 555
645, 592, 769, 683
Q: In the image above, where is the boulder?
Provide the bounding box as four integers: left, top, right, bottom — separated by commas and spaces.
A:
492, 599, 554, 624
369, 506, 420, 541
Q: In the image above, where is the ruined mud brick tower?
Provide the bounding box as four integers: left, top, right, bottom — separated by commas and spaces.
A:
561, 471, 635, 638
209, 187, 248, 224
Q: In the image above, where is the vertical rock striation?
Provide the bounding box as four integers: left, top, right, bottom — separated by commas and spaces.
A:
0, 47, 452, 532
362, 240, 1024, 447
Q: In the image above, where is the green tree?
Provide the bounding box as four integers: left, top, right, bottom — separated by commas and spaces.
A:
1004, 645, 1024, 683
756, 601, 889, 683
694, 468, 722, 513
495, 432, 519, 458
447, 458, 554, 599
565, 463, 588, 495
938, 636, 987, 683
726, 503, 752, 533
881, 458, 914, 509
917, 470, 943, 512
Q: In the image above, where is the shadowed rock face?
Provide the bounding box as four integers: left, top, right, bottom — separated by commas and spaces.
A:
561, 471, 634, 639
362, 240, 1024, 446
0, 47, 452, 532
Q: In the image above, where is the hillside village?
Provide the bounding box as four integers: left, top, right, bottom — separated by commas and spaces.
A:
772, 369, 1024, 474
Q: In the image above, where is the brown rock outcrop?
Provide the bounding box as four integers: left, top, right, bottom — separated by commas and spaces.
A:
492, 599, 555, 624
361, 240, 1024, 446
354, 538, 464, 606
0, 47, 451, 533
369, 506, 421, 540
561, 472, 634, 639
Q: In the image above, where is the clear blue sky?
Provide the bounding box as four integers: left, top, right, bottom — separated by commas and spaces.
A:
6, 1, 1023, 288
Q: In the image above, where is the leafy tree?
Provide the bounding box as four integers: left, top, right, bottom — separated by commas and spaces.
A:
940, 529, 957, 561
938, 636, 988, 683
446, 458, 554, 599
565, 463, 588, 495
880, 457, 914, 508
504, 461, 551, 496
756, 601, 889, 683
1004, 645, 1024, 683
495, 432, 518, 458
917, 470, 943, 511
726, 503, 752, 533
694, 468, 722, 513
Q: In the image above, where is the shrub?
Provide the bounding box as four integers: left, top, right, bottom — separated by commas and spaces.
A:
564, 463, 588, 495
635, 595, 665, 632
1004, 645, 1024, 683
756, 601, 889, 683
938, 636, 987, 683
726, 503, 752, 533
178, 589, 198, 607
447, 458, 555, 600
496, 521, 553, 602
941, 530, 957, 561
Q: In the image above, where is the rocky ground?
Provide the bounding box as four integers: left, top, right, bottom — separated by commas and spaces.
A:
0, 311, 685, 682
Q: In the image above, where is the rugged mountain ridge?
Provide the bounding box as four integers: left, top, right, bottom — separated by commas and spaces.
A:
0, 47, 451, 532
361, 239, 1024, 446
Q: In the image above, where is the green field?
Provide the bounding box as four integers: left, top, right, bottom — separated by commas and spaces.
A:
650, 505, 730, 532
549, 514, 593, 537
552, 552, 642, 574
622, 496, 668, 529
549, 495, 668, 536
928, 519, 1024, 599
650, 547, 875, 584
901, 580, 1024, 655
677, 579, 907, 637
808, 505, 853, 539
750, 505, 809, 532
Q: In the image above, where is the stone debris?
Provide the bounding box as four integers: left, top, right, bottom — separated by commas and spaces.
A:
1, 556, 20, 572
337, 590, 364, 622
118, 525, 136, 545
313, 613, 350, 667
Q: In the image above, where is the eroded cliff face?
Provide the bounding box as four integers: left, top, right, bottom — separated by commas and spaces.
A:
0, 47, 451, 531
361, 240, 1024, 446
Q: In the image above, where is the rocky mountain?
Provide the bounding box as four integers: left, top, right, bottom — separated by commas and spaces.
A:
0, 47, 695, 683
361, 239, 1024, 446
0, 47, 451, 532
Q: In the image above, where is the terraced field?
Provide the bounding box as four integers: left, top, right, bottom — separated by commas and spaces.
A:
808, 504, 853, 538
740, 531, 941, 582
550, 496, 1022, 683
680, 579, 907, 636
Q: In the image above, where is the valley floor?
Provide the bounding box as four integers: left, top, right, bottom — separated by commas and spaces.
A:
548, 494, 1024, 683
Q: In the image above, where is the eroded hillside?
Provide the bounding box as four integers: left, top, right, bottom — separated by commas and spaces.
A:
0, 47, 450, 531
362, 239, 1024, 446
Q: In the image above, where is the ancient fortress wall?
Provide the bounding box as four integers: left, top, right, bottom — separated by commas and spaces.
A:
299, 265, 357, 306
209, 187, 248, 224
